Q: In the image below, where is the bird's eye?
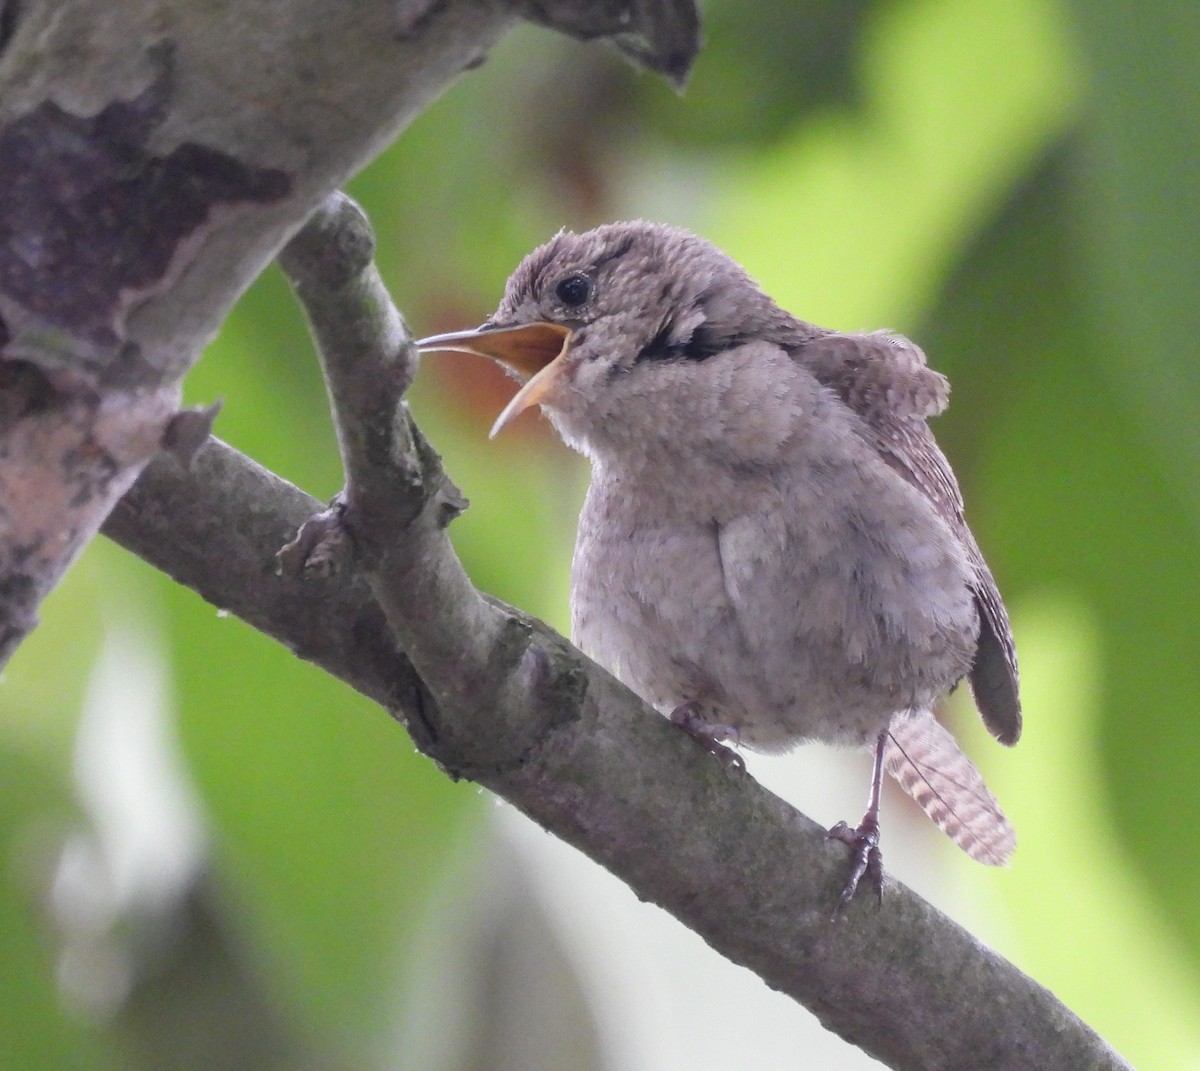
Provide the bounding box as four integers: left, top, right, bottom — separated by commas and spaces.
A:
554, 272, 593, 308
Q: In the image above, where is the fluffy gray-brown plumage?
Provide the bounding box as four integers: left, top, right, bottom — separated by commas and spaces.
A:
417, 221, 1020, 905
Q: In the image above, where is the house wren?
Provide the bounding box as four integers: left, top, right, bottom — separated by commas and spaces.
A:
417, 221, 1019, 906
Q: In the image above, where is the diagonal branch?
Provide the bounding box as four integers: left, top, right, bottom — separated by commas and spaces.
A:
103, 193, 1130, 1071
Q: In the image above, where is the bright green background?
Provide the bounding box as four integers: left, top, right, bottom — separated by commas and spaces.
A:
3, 0, 1198, 1067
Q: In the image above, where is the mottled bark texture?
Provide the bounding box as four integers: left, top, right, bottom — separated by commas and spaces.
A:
0, 0, 699, 665
105, 194, 1130, 1071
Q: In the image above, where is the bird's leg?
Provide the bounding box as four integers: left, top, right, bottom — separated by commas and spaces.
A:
827, 729, 888, 912
669, 702, 745, 771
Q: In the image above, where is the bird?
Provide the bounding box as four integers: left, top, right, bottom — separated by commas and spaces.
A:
416, 221, 1020, 908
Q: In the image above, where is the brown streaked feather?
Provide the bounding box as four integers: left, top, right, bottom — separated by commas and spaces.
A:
790, 330, 1021, 745
885, 709, 1015, 865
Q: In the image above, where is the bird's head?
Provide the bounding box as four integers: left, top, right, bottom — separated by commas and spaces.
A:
416, 222, 805, 455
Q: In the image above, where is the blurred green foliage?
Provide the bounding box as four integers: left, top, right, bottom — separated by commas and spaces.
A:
3, 0, 1199, 1067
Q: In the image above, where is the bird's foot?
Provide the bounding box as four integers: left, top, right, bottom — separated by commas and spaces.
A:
669, 703, 745, 771
827, 814, 883, 914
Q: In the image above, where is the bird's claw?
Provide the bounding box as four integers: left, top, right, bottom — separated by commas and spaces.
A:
669, 704, 745, 771
827, 816, 883, 914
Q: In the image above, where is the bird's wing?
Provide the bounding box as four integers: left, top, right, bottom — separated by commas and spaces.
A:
793, 330, 1021, 745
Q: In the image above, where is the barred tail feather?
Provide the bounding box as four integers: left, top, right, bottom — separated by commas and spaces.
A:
884, 710, 1016, 866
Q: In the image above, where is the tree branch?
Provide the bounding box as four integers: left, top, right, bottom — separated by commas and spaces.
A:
103, 194, 1131, 1071
0, 0, 699, 667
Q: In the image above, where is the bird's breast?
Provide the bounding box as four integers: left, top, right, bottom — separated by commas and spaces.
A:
571, 479, 734, 707
569, 450, 979, 752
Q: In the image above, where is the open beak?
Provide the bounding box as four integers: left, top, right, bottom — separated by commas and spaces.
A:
415, 322, 572, 438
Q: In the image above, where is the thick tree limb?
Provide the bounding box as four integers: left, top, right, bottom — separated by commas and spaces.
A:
103, 194, 1131, 1071
0, 0, 699, 667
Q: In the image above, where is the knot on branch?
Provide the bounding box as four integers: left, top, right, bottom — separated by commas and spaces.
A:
160, 400, 222, 467
276, 493, 350, 579
413, 613, 590, 781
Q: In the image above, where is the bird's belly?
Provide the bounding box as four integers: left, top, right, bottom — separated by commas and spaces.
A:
571, 516, 973, 752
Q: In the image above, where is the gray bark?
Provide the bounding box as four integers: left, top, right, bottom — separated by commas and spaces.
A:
0, 0, 697, 664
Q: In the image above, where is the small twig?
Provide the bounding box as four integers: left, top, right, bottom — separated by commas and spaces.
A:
278, 192, 537, 766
